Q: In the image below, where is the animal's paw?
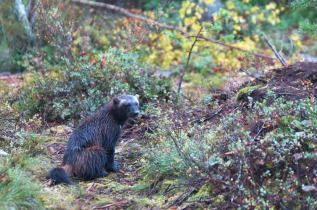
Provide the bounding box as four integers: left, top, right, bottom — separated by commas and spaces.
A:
106, 161, 120, 172
101, 170, 109, 177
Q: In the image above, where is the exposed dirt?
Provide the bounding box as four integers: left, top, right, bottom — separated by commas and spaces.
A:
238, 62, 317, 103
0, 73, 24, 86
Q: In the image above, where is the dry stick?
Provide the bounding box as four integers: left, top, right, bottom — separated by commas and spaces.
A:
0, 117, 18, 121
261, 33, 287, 66
71, 0, 276, 61
191, 35, 276, 61
71, 0, 180, 32
239, 68, 267, 84
92, 202, 129, 210
177, 27, 203, 94
190, 106, 223, 124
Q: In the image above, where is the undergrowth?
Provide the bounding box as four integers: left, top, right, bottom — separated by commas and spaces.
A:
140, 91, 317, 208
0, 156, 42, 209
18, 49, 170, 122
0, 89, 81, 209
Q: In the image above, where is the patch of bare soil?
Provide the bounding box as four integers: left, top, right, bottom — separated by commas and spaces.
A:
0, 73, 24, 86
240, 62, 317, 103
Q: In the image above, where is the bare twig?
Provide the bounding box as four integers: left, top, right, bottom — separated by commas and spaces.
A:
170, 188, 196, 207
177, 27, 203, 94
85, 182, 95, 192
251, 121, 266, 143
71, 0, 276, 61
190, 106, 223, 124
239, 68, 267, 84
261, 33, 287, 66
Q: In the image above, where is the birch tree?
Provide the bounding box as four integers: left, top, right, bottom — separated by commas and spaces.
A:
14, 0, 34, 42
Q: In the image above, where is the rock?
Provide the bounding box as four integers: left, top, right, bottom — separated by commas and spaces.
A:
159, 71, 178, 78
299, 54, 317, 62
0, 149, 9, 156
0, 72, 11, 77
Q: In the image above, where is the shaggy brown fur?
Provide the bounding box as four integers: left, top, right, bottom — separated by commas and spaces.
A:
48, 95, 139, 184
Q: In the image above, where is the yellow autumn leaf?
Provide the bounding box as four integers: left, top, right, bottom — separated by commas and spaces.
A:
265, 2, 277, 10
228, 1, 235, 10
202, 0, 215, 4
251, 15, 257, 24
250, 7, 259, 13
258, 12, 265, 21
234, 24, 241, 31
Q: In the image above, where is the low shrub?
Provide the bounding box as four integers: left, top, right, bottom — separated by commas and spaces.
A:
18, 49, 170, 122
141, 92, 317, 208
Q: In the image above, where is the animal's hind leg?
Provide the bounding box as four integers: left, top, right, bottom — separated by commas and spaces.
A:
72, 146, 108, 180
105, 148, 120, 172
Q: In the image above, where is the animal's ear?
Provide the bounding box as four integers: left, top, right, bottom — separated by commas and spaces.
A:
113, 97, 120, 105
134, 94, 140, 100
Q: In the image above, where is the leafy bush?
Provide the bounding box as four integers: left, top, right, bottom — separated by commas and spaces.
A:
141, 92, 317, 208
18, 49, 170, 122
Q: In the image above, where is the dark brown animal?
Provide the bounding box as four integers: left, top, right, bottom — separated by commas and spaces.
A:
48, 95, 139, 184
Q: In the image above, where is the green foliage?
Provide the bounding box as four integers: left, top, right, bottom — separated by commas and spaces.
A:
291, 0, 316, 8
18, 49, 170, 121
140, 92, 317, 208
299, 21, 317, 37
291, 0, 317, 37
0, 156, 42, 209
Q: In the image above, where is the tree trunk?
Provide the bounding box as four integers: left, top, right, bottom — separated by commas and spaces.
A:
14, 0, 34, 42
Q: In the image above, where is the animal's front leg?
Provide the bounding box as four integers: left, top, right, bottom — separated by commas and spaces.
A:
105, 148, 120, 172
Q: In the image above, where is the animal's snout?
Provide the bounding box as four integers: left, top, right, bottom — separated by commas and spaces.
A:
131, 111, 139, 117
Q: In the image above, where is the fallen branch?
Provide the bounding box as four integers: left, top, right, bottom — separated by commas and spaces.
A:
261, 33, 287, 66
170, 188, 196, 207
239, 68, 267, 84
92, 201, 130, 209
71, 0, 182, 33
71, 0, 276, 61
177, 27, 203, 94
193, 35, 276, 60
0, 117, 19, 121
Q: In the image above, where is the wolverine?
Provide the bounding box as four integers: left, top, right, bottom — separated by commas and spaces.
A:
48, 95, 140, 184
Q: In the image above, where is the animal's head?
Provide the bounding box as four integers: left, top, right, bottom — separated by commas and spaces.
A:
113, 95, 139, 118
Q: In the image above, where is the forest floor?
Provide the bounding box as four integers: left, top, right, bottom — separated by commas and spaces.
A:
1, 61, 316, 209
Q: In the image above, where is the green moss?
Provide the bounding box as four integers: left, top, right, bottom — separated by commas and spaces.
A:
134, 197, 165, 207
132, 182, 151, 192
189, 183, 212, 201
236, 85, 261, 101
0, 82, 9, 96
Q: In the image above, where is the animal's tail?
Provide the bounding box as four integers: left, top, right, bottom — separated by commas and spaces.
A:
48, 167, 71, 185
